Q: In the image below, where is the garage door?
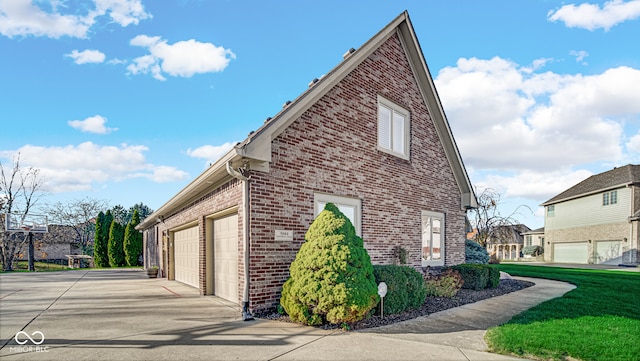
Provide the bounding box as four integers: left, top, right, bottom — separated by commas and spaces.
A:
174, 226, 199, 288
553, 242, 588, 264
596, 240, 622, 265
214, 214, 238, 303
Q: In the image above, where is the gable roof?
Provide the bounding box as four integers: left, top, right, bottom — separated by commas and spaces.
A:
541, 164, 640, 206
138, 11, 477, 230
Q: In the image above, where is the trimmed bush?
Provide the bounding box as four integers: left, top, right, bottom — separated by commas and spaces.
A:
523, 245, 543, 257
451, 264, 490, 290
488, 266, 500, 288
108, 220, 125, 267
280, 203, 378, 325
373, 265, 427, 315
424, 268, 464, 298
93, 211, 109, 268
465, 239, 489, 264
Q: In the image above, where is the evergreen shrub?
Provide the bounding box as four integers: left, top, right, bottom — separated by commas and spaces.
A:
280, 203, 378, 325
465, 239, 489, 264
124, 209, 143, 266
373, 265, 427, 315
488, 266, 501, 288
108, 220, 125, 267
523, 245, 543, 257
451, 263, 490, 290
424, 268, 464, 297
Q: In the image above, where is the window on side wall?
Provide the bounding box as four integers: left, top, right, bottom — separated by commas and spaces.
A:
422, 210, 444, 267
377, 95, 410, 160
314, 194, 362, 236
547, 205, 555, 217
603, 190, 617, 206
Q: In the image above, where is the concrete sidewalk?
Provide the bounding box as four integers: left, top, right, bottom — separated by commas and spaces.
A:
0, 269, 574, 361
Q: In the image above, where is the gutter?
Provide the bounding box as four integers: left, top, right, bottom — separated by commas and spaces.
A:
225, 161, 254, 321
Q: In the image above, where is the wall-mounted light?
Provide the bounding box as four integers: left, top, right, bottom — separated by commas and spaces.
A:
155, 216, 164, 223
624, 238, 628, 242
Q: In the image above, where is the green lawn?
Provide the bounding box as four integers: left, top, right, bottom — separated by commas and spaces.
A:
9, 261, 72, 272
485, 264, 640, 361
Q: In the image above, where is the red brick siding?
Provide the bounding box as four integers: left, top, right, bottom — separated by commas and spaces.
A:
248, 33, 466, 312
154, 178, 244, 300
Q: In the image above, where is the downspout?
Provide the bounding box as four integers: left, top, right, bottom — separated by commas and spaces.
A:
226, 161, 254, 321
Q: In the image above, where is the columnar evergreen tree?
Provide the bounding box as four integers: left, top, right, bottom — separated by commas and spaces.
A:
280, 203, 378, 325
93, 211, 109, 267
124, 209, 143, 266
108, 220, 125, 267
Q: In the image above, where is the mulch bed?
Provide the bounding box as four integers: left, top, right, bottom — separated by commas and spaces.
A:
255, 278, 534, 330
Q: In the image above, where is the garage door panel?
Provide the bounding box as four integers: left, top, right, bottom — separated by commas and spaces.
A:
596, 241, 622, 265
174, 226, 199, 288
214, 214, 238, 303
554, 242, 588, 264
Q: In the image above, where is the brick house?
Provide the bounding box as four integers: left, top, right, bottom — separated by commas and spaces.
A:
137, 11, 477, 315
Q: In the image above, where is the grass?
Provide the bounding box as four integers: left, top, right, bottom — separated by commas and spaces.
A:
485, 264, 640, 361
9, 261, 72, 272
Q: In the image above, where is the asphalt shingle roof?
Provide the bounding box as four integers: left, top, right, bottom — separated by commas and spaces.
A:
542, 164, 640, 205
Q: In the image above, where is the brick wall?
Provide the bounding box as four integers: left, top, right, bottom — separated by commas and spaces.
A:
248, 33, 466, 312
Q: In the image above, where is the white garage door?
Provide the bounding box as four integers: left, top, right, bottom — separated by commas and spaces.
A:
553, 242, 588, 264
214, 214, 238, 303
173, 226, 199, 288
596, 240, 622, 265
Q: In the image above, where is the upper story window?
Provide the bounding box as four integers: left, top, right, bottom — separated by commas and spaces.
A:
603, 190, 618, 206
526, 235, 532, 246
314, 193, 362, 236
377, 95, 410, 160
547, 205, 555, 217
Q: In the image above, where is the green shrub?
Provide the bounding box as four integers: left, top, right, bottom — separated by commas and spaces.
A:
424, 268, 463, 297
373, 265, 427, 315
124, 209, 143, 266
523, 245, 543, 257
465, 239, 489, 264
488, 266, 500, 288
280, 203, 378, 325
451, 264, 490, 290
108, 220, 125, 267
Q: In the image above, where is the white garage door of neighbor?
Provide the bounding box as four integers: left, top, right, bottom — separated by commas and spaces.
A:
596, 240, 622, 265
173, 226, 200, 288
214, 214, 239, 303
553, 242, 588, 264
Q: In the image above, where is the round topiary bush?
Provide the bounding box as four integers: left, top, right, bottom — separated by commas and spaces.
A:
465, 239, 490, 264
280, 203, 379, 325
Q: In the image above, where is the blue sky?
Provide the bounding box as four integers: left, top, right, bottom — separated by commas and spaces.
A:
1, 0, 640, 229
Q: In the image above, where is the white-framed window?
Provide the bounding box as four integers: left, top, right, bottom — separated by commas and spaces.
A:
422, 210, 444, 267
377, 95, 410, 159
547, 205, 555, 217
603, 190, 618, 206
314, 193, 362, 236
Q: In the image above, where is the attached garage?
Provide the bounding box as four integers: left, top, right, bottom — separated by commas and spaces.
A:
213, 214, 239, 303
595, 240, 622, 265
173, 226, 200, 288
553, 242, 588, 264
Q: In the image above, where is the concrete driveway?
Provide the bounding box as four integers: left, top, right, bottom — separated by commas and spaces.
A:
0, 269, 572, 361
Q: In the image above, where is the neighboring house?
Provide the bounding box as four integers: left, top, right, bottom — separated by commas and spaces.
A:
541, 165, 640, 265
522, 227, 544, 248
14, 225, 83, 262
485, 224, 531, 261
137, 11, 477, 315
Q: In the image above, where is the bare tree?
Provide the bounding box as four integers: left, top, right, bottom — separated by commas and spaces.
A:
45, 197, 110, 255
0, 154, 46, 271
468, 187, 532, 247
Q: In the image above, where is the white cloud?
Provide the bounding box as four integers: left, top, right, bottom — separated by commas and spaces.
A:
626, 132, 640, 153
569, 50, 589, 64
548, 0, 640, 31
480, 169, 594, 201
127, 35, 236, 81
436, 58, 640, 173
66, 49, 106, 64
68, 115, 117, 134
0, 0, 150, 39
0, 142, 188, 193
187, 142, 236, 166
